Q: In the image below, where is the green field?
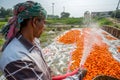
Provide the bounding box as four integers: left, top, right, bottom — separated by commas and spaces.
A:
95, 17, 120, 29
0, 22, 6, 46
46, 18, 83, 25
0, 18, 83, 48
0, 22, 7, 29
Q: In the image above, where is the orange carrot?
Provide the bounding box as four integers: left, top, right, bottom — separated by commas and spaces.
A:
58, 28, 120, 80
102, 32, 109, 35
117, 46, 120, 53
58, 30, 80, 44
105, 35, 117, 40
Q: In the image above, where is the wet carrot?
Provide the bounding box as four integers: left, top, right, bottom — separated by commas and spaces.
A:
58, 30, 80, 44
102, 31, 109, 35
105, 35, 117, 40
117, 46, 120, 53
58, 28, 120, 80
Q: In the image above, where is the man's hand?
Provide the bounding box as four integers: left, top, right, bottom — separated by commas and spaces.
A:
77, 69, 87, 80
64, 69, 87, 80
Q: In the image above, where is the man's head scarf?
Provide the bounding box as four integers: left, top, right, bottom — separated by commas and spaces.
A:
2, 1, 47, 39
1, 1, 47, 50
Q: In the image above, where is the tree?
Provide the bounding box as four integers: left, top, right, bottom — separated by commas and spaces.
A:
111, 10, 120, 18
0, 7, 13, 18
61, 12, 70, 18
108, 11, 113, 15
115, 10, 120, 18
0, 7, 6, 17
6, 8, 13, 16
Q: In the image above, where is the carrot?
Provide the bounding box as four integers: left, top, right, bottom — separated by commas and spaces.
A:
117, 46, 120, 53
58, 30, 80, 44
58, 28, 120, 80
105, 35, 117, 40
102, 31, 109, 35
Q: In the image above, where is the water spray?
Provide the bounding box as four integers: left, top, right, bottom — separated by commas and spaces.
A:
79, 28, 101, 80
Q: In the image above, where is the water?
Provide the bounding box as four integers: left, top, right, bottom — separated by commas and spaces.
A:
80, 28, 101, 68
0, 75, 6, 80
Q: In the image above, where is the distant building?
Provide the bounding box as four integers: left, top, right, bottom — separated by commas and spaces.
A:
91, 11, 113, 18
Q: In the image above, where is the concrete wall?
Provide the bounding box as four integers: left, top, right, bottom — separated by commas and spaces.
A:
101, 26, 120, 39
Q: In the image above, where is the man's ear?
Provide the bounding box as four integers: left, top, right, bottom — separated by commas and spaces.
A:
31, 17, 38, 28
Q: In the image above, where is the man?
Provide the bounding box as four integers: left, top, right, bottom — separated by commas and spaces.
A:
0, 1, 86, 80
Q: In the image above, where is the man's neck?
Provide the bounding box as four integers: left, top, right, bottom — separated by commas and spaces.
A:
20, 29, 34, 44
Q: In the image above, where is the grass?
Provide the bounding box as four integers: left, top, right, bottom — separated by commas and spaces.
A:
0, 72, 2, 76
46, 18, 83, 25
0, 22, 6, 47
0, 18, 84, 78
95, 17, 120, 29
94, 17, 120, 29
0, 18, 84, 48
95, 17, 113, 26
0, 38, 5, 46
0, 20, 5, 47
40, 27, 64, 48
0, 22, 7, 29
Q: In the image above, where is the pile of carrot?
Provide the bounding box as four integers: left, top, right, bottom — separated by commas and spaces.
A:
58, 28, 120, 80
58, 29, 80, 44
102, 32, 109, 35
102, 31, 117, 40
117, 46, 120, 53
105, 35, 117, 40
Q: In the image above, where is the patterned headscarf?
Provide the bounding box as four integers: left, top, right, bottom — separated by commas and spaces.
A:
1, 1, 47, 50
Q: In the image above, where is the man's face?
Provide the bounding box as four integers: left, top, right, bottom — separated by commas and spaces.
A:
33, 18, 46, 38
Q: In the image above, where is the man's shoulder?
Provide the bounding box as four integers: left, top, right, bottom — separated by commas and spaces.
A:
0, 38, 29, 71
1, 38, 29, 60
5, 38, 27, 53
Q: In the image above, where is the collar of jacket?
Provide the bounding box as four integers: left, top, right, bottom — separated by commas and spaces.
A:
15, 32, 36, 52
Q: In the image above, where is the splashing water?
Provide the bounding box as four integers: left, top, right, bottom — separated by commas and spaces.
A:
80, 28, 101, 68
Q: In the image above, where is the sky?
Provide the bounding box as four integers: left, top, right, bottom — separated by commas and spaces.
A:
0, 0, 119, 17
